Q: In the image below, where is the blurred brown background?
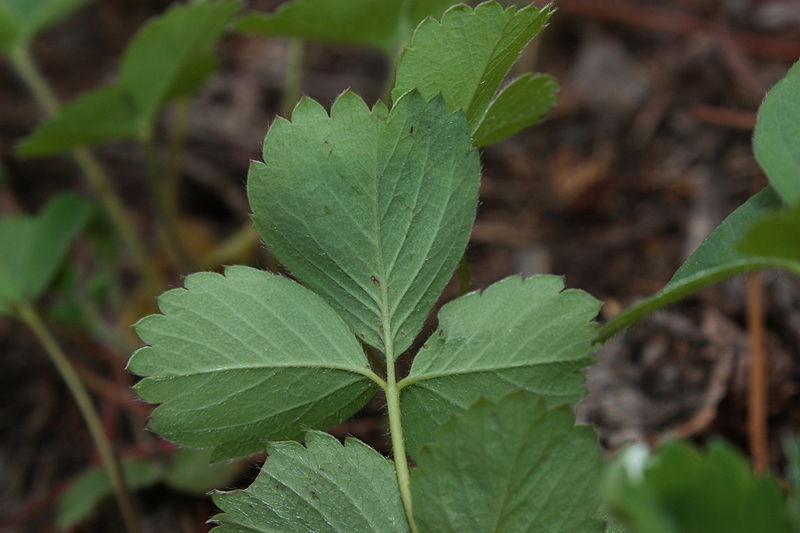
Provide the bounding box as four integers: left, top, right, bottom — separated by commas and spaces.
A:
1, 0, 799, 530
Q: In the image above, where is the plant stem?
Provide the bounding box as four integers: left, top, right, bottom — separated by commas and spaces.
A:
165, 98, 191, 243
10, 44, 160, 291
380, 302, 419, 533
747, 271, 768, 472
15, 301, 142, 533
280, 39, 305, 117
458, 254, 470, 295
143, 132, 193, 272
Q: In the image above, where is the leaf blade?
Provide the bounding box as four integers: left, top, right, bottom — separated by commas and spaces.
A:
211, 431, 410, 533
399, 274, 601, 457
412, 391, 604, 533
248, 91, 479, 356
128, 266, 378, 460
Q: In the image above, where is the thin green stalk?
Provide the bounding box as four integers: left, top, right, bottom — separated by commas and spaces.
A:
15, 301, 142, 533
143, 133, 193, 272
10, 45, 160, 291
280, 39, 305, 117
164, 99, 191, 243
457, 254, 470, 295
380, 300, 419, 533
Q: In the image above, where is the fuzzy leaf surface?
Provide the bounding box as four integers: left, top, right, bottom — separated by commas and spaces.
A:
412, 391, 604, 533
399, 274, 600, 457
0, 0, 92, 50
393, 2, 555, 144
56, 458, 163, 530
606, 440, 796, 533
597, 186, 800, 341
211, 431, 409, 533
754, 60, 800, 206
236, 0, 455, 54
128, 266, 378, 461
17, 87, 139, 156
248, 91, 479, 357
0, 193, 91, 312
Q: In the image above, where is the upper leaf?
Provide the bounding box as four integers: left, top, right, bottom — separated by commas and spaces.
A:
606, 440, 796, 533
398, 274, 601, 457
0, 193, 92, 314
753, 60, 800, 206
236, 0, 455, 54
128, 266, 379, 461
211, 431, 410, 533
392, 1, 556, 146
0, 0, 92, 52
119, 0, 240, 123
596, 186, 800, 342
412, 391, 604, 533
248, 90, 479, 357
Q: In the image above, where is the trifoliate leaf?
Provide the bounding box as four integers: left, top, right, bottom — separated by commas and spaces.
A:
753, 60, 800, 206
211, 431, 410, 533
597, 186, 800, 342
56, 458, 163, 530
119, 0, 240, 123
17, 86, 139, 157
606, 440, 796, 533
393, 2, 556, 145
128, 266, 380, 461
399, 274, 600, 457
412, 391, 604, 533
236, 0, 455, 55
738, 203, 800, 262
0, 0, 92, 51
163, 448, 243, 495
0, 193, 91, 313
248, 90, 479, 358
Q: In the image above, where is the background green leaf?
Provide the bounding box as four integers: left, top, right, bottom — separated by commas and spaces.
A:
412, 391, 604, 533
597, 186, 800, 342
0, 0, 92, 50
393, 1, 556, 145
753, 60, 800, 206
399, 274, 600, 457
737, 203, 800, 261
163, 448, 243, 495
128, 266, 378, 461
606, 440, 796, 533
56, 458, 163, 530
235, 0, 456, 54
0, 193, 92, 313
211, 431, 410, 533
16, 86, 139, 157
248, 91, 479, 357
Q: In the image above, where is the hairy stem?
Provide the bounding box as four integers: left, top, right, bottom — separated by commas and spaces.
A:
16, 301, 142, 533
280, 39, 305, 117
10, 44, 160, 292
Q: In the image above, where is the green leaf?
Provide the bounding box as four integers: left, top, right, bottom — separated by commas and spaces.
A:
472, 73, 557, 147
606, 440, 796, 533
753, 60, 800, 206
211, 431, 410, 533
248, 90, 479, 357
0, 193, 92, 312
16, 86, 139, 157
119, 0, 240, 123
0, 0, 92, 50
393, 2, 556, 144
737, 203, 800, 262
412, 391, 604, 533
398, 274, 601, 457
597, 186, 800, 342
56, 458, 163, 530
235, 0, 456, 54
163, 447, 243, 494
128, 265, 379, 461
